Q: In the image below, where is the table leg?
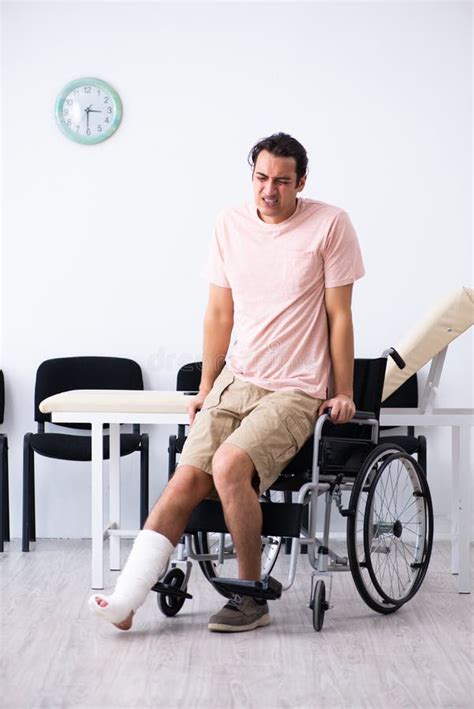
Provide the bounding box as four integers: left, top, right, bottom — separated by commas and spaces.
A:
109, 424, 121, 571
456, 426, 471, 593
451, 426, 460, 576
91, 422, 104, 590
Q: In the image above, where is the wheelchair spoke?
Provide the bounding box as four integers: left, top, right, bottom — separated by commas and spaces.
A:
394, 537, 411, 582
386, 465, 399, 518
397, 540, 416, 559
392, 543, 406, 598
397, 495, 419, 520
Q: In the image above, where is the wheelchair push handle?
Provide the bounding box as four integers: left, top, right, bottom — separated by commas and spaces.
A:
382, 347, 406, 369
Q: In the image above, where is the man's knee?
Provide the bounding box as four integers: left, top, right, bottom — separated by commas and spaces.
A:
167, 465, 212, 501
212, 444, 255, 495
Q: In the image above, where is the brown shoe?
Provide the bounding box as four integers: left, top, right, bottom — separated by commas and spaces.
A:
208, 594, 270, 633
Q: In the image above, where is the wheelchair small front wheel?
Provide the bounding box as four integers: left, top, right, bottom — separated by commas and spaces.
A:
312, 580, 327, 632
157, 567, 187, 617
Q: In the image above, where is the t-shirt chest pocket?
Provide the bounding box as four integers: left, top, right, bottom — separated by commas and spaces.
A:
281, 249, 316, 296
228, 247, 316, 299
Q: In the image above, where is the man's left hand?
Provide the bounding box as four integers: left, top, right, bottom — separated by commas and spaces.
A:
318, 394, 355, 424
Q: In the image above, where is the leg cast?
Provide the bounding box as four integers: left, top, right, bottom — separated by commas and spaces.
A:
89, 465, 214, 627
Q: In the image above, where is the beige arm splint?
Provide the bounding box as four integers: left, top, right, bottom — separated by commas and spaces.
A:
382, 286, 474, 402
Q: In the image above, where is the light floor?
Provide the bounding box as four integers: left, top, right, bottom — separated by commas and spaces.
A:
0, 540, 472, 709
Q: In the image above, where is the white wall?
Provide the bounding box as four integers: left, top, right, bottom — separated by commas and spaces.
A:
1, 0, 472, 539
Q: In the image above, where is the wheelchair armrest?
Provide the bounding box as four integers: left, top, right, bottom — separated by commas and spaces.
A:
322, 408, 375, 422
352, 411, 376, 420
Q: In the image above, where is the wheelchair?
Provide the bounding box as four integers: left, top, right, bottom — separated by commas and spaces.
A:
152, 349, 433, 631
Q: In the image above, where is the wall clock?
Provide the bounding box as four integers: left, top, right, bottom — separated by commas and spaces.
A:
55, 77, 123, 145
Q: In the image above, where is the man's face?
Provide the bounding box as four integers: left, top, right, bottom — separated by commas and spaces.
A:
252, 150, 306, 224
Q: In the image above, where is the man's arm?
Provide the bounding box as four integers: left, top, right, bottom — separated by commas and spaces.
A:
187, 284, 234, 424
318, 284, 356, 424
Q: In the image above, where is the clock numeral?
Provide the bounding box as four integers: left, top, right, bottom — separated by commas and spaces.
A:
105, 117, 110, 123
65, 99, 73, 106
75, 125, 80, 132
104, 96, 109, 103
83, 86, 92, 93
86, 129, 91, 136
97, 125, 102, 132
107, 106, 112, 114
97, 89, 101, 96
63, 109, 69, 116
73, 89, 80, 96
67, 119, 72, 125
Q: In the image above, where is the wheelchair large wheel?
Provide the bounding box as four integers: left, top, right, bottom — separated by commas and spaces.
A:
363, 451, 433, 605
348, 444, 433, 613
347, 444, 405, 614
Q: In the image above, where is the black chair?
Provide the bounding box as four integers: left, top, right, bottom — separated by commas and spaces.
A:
0, 370, 10, 552
22, 356, 149, 552
379, 374, 427, 474
168, 361, 201, 479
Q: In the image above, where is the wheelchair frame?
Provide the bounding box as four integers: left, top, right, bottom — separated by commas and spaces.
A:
153, 350, 433, 631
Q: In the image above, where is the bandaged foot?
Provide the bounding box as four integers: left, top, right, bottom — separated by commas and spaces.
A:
88, 529, 174, 627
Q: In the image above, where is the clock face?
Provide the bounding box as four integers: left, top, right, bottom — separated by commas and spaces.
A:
55, 78, 122, 144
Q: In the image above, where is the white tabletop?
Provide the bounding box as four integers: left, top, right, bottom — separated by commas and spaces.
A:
380, 408, 474, 426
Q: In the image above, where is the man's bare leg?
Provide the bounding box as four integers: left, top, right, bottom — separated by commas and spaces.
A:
92, 465, 214, 629
143, 465, 214, 543
212, 443, 262, 580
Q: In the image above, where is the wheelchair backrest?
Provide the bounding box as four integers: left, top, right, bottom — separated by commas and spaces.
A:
323, 357, 388, 441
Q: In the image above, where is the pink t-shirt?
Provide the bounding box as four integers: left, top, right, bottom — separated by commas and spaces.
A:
207, 198, 365, 399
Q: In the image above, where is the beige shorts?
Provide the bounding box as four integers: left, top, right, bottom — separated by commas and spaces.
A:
177, 366, 323, 496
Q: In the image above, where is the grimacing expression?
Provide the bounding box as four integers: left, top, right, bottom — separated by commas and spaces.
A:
252, 150, 306, 224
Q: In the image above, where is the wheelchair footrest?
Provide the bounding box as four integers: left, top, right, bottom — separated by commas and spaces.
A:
210, 575, 282, 600
151, 581, 193, 600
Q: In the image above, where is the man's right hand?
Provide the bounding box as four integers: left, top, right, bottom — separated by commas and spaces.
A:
186, 390, 210, 426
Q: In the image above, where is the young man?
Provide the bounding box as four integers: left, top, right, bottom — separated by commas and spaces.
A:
89, 132, 365, 633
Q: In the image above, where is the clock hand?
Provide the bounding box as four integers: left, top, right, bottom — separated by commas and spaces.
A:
84, 104, 93, 129
88, 109, 102, 113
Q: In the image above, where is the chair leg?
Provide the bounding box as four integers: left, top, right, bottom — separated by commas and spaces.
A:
168, 435, 177, 480
29, 443, 36, 541
22, 434, 35, 551
2, 437, 10, 542
140, 433, 149, 529
0, 437, 5, 552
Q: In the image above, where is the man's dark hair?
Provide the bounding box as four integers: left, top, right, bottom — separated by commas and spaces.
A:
248, 132, 308, 185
